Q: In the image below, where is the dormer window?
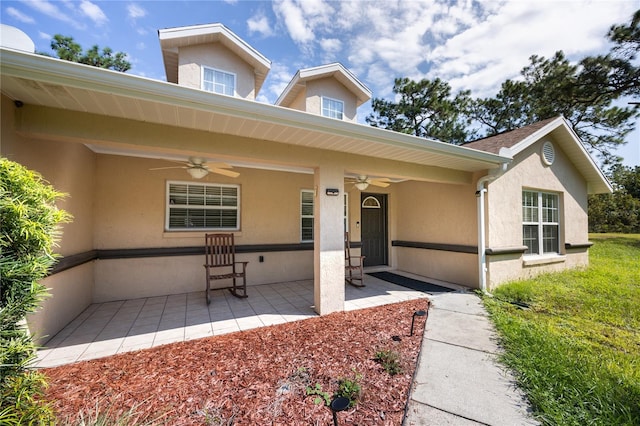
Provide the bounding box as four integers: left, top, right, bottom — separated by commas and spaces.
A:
322, 97, 344, 119
202, 66, 235, 96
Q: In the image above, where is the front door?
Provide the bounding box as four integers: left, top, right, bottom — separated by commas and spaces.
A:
361, 193, 388, 266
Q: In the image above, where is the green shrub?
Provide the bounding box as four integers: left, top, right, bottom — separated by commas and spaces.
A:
0, 158, 71, 424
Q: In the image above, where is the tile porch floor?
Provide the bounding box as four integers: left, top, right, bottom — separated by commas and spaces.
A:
35, 272, 449, 368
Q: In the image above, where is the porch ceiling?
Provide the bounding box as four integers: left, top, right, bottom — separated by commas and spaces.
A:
1, 48, 510, 174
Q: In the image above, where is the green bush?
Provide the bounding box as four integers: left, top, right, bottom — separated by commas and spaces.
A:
0, 158, 71, 424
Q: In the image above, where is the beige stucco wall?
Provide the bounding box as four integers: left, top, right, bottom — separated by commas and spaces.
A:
394, 180, 479, 287
485, 137, 590, 288
93, 251, 313, 302
305, 78, 358, 122
1, 95, 96, 343
177, 43, 256, 99
94, 155, 315, 248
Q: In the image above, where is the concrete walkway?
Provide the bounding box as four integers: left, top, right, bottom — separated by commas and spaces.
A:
404, 292, 539, 426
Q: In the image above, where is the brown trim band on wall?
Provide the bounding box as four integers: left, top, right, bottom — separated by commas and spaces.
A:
50, 250, 99, 275
49, 242, 354, 276
484, 246, 528, 255
565, 242, 594, 249
392, 240, 477, 254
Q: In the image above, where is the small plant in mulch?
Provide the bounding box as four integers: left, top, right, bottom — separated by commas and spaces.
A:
334, 369, 363, 407
374, 349, 403, 376
305, 383, 332, 406
305, 368, 363, 408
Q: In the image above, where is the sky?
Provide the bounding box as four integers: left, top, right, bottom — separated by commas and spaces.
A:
1, 0, 638, 167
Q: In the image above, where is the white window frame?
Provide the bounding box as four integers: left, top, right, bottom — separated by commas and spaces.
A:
300, 190, 349, 242
321, 96, 344, 119
166, 181, 240, 231
522, 190, 560, 256
300, 190, 314, 242
201, 66, 236, 96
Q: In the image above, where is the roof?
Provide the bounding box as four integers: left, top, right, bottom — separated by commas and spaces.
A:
0, 48, 510, 181
464, 117, 612, 194
463, 117, 558, 154
158, 23, 271, 94
275, 63, 372, 108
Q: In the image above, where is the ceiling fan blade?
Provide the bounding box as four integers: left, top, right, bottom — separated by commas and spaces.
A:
149, 166, 186, 171
369, 180, 390, 188
209, 167, 240, 178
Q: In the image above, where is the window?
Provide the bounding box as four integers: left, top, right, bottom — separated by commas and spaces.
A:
167, 181, 239, 231
202, 66, 235, 96
522, 190, 559, 255
301, 190, 314, 242
322, 97, 344, 119
300, 190, 348, 242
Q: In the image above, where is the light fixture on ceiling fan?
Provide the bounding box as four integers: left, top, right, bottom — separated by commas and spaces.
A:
150, 157, 239, 179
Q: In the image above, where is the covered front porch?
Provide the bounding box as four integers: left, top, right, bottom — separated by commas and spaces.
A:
35, 271, 463, 368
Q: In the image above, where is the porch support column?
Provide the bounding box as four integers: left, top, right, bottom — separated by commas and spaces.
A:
313, 164, 345, 315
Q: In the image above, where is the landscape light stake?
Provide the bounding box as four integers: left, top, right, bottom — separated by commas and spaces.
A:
410, 310, 427, 336
330, 396, 350, 426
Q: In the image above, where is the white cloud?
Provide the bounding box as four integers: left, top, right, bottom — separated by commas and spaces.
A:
425, 1, 634, 97
273, 0, 315, 44
6, 6, 35, 24
38, 31, 51, 40
21, 0, 85, 29
247, 14, 273, 37
265, 62, 297, 102
127, 3, 146, 20
78, 0, 108, 26
319, 38, 341, 54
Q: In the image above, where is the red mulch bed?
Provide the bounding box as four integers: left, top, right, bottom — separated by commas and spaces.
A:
43, 298, 430, 425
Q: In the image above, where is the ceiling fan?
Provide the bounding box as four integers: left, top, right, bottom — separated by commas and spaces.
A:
149, 157, 239, 179
347, 175, 391, 190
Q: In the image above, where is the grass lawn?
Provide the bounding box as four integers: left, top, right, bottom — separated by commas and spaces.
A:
483, 234, 640, 426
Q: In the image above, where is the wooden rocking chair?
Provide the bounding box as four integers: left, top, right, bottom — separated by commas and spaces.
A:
204, 233, 248, 304
345, 232, 366, 287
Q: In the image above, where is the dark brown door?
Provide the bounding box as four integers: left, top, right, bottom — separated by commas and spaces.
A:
361, 193, 387, 266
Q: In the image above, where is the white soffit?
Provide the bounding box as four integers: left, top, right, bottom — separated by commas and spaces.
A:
0, 48, 509, 174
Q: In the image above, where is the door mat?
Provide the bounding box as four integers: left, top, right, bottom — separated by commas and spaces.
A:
367, 271, 456, 294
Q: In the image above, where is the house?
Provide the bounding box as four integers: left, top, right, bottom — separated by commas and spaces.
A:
0, 23, 612, 343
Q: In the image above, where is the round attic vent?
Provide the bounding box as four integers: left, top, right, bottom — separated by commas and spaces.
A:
541, 141, 555, 166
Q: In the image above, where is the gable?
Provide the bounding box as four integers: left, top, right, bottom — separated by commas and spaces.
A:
276, 63, 371, 114
465, 117, 612, 194
159, 23, 271, 96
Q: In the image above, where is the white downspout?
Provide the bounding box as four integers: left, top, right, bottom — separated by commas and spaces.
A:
476, 162, 509, 293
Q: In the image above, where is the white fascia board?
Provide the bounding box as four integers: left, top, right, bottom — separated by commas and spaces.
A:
0, 48, 508, 168
274, 69, 302, 106
158, 23, 271, 70
299, 63, 372, 102
504, 116, 565, 156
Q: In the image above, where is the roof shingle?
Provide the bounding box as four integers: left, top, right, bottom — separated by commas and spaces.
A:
463, 117, 560, 154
